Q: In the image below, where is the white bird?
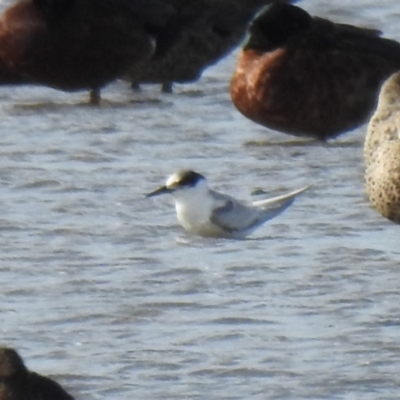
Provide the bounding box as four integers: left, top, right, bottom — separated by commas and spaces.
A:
146, 170, 312, 239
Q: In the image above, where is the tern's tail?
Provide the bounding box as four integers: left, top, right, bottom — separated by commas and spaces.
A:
252, 184, 312, 208
252, 184, 312, 222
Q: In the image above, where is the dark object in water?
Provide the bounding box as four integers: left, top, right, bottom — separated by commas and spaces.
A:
0, 347, 75, 400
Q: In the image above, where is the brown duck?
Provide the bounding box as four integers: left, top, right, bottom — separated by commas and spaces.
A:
0, 0, 175, 103
230, 4, 400, 140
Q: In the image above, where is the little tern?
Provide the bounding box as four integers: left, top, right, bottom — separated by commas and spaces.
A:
146, 170, 311, 239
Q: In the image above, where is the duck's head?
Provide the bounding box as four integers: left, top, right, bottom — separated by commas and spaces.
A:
244, 4, 312, 51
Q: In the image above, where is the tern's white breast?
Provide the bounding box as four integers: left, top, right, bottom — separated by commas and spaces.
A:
173, 192, 226, 237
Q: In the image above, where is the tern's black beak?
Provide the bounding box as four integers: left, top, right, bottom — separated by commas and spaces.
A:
145, 185, 172, 198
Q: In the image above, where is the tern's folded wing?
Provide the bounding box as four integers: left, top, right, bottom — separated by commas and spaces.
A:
209, 197, 293, 235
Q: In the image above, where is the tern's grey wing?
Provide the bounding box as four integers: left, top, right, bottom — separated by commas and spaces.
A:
209, 192, 294, 236
209, 200, 262, 234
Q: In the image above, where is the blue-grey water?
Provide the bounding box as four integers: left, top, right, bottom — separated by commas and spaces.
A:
1, 1, 400, 399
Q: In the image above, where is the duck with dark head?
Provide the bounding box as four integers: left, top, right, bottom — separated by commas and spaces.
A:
0, 0, 176, 104
230, 4, 400, 140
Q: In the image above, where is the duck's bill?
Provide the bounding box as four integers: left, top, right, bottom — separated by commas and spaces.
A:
146, 185, 172, 198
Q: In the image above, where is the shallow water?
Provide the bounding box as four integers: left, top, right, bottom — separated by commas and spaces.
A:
1, 1, 400, 399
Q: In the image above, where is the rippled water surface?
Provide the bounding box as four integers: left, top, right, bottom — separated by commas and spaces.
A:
1, 1, 400, 399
